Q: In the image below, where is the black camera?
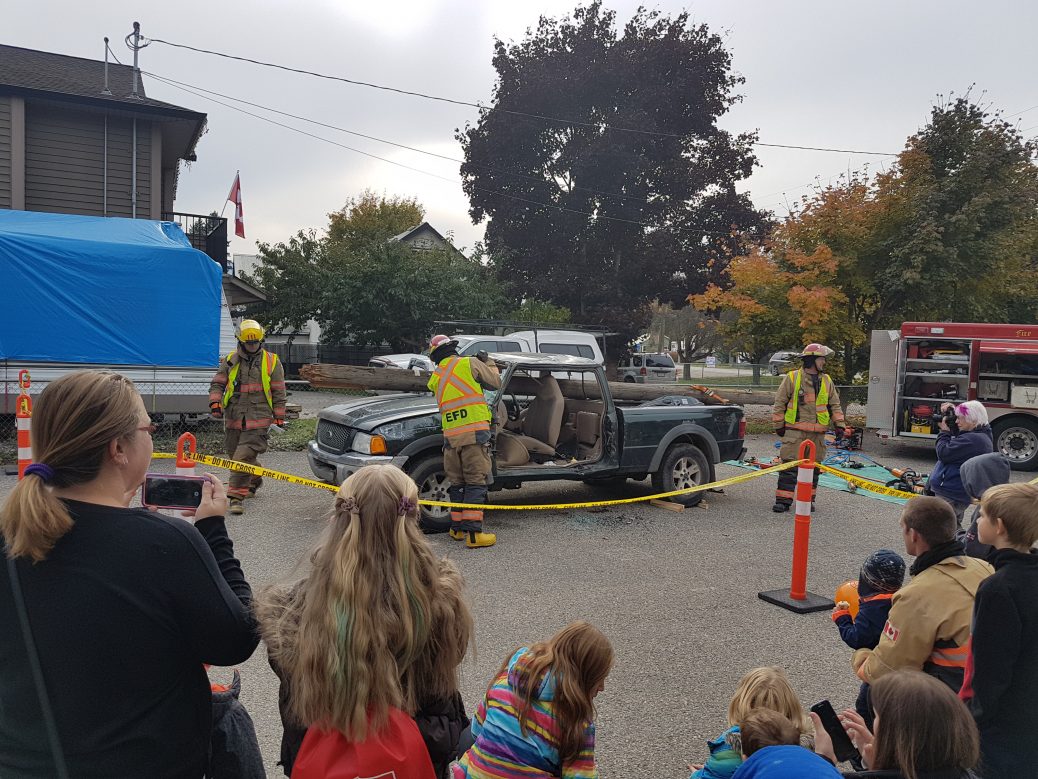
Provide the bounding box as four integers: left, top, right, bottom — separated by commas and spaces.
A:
931, 407, 959, 434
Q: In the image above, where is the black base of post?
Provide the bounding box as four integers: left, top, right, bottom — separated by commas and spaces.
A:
3, 465, 17, 476
758, 589, 834, 614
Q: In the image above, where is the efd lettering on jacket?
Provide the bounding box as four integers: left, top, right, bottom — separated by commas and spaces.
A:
444, 409, 469, 424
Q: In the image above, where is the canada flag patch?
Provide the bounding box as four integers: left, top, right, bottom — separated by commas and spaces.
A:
883, 621, 901, 643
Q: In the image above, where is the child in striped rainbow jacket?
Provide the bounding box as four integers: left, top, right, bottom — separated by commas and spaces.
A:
452, 621, 613, 779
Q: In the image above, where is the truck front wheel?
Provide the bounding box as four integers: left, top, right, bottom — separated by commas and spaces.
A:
651, 443, 710, 507
992, 417, 1038, 471
406, 455, 454, 533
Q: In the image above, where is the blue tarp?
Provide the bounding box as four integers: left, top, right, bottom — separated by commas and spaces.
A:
0, 211, 222, 367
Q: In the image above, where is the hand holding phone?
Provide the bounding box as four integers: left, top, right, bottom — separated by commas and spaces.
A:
143, 473, 226, 522
810, 700, 862, 768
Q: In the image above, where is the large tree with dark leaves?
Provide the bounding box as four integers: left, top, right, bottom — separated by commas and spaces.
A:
457, 2, 768, 344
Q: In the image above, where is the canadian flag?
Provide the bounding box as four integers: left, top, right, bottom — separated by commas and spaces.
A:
227, 173, 245, 239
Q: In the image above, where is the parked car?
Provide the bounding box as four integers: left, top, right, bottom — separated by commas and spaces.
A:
618, 353, 678, 383
308, 353, 746, 530
768, 350, 799, 375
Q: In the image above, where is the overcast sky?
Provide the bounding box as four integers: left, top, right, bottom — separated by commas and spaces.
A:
6, 1, 1037, 258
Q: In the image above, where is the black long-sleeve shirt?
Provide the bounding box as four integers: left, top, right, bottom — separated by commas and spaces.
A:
962, 547, 1038, 777
0, 501, 258, 778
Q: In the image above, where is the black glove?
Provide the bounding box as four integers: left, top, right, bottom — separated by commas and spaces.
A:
775, 425, 786, 437
210, 402, 224, 419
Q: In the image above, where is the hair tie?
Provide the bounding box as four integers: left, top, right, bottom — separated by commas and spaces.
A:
398, 496, 417, 515
339, 496, 358, 513
23, 463, 54, 483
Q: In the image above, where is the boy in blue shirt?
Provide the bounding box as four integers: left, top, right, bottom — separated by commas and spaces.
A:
831, 549, 906, 729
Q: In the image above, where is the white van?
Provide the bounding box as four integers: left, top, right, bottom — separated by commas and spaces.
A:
505, 330, 605, 365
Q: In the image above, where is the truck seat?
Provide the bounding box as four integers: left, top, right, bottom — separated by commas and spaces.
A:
575, 411, 600, 459
512, 376, 564, 458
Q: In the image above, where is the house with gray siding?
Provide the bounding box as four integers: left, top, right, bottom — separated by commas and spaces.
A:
0, 43, 205, 220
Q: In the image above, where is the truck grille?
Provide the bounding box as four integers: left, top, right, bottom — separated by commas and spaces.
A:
316, 420, 355, 454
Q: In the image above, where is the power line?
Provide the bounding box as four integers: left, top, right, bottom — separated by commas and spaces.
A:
1005, 104, 1038, 119
147, 73, 664, 229
149, 71, 769, 238
145, 36, 898, 156
142, 70, 648, 205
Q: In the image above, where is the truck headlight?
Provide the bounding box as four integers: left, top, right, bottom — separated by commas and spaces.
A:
352, 432, 387, 455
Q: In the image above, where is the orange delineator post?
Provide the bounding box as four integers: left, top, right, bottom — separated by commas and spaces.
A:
175, 432, 198, 519
16, 370, 32, 480
758, 439, 835, 614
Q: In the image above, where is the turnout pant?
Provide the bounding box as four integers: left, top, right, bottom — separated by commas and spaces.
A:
224, 427, 269, 498
443, 441, 492, 532
774, 430, 826, 508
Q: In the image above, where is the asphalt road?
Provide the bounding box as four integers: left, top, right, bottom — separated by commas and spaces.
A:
3, 431, 1026, 776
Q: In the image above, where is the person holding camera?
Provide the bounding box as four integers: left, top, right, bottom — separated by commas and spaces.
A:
209, 319, 287, 516
928, 401, 993, 525
771, 343, 852, 513
0, 371, 258, 779
426, 334, 500, 548
812, 670, 981, 778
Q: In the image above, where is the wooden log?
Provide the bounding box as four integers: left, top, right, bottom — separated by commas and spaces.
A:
300, 363, 777, 406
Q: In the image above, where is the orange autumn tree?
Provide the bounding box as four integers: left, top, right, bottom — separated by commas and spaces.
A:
692, 174, 879, 382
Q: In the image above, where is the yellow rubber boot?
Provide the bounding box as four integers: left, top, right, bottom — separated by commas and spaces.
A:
466, 531, 497, 548
449, 528, 466, 541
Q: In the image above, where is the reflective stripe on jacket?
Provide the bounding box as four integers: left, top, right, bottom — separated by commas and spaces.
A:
772, 369, 846, 432
224, 350, 279, 410
428, 357, 492, 438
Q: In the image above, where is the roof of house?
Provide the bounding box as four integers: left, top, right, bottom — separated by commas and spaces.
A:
0, 44, 207, 161
389, 222, 450, 244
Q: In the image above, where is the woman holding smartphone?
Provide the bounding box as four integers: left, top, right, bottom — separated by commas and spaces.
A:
0, 371, 258, 779
811, 670, 980, 778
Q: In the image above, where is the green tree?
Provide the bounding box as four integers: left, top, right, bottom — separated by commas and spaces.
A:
867, 97, 1038, 325
319, 242, 506, 351
457, 2, 768, 351
243, 230, 325, 337
327, 189, 425, 250
506, 299, 572, 325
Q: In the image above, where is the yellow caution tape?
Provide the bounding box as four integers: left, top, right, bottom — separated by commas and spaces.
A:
152, 452, 338, 493
817, 464, 917, 500
153, 451, 805, 510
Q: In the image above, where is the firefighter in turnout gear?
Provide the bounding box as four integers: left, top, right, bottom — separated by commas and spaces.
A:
426, 334, 501, 548
209, 320, 287, 515
771, 343, 851, 512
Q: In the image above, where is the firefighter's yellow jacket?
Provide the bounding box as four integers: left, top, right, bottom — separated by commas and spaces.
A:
209, 348, 287, 430
771, 369, 846, 433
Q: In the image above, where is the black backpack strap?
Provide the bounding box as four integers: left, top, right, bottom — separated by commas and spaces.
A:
6, 549, 69, 779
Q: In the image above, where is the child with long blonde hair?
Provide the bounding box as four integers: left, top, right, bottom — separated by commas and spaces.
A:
453, 621, 613, 779
689, 666, 814, 779
256, 464, 473, 777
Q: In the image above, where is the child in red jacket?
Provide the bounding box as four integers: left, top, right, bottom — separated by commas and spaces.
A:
832, 549, 906, 729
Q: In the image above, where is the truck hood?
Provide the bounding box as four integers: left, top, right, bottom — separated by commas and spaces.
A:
317, 393, 438, 431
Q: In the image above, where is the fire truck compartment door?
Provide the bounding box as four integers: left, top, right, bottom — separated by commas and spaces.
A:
867, 330, 900, 434
978, 341, 1038, 356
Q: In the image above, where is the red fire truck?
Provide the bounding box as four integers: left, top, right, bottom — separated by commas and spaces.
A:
867, 322, 1038, 470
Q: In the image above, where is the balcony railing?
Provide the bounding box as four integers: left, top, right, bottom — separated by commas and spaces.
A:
163, 212, 229, 272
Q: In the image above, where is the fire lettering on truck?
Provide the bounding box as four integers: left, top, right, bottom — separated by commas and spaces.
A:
1016, 330, 1032, 337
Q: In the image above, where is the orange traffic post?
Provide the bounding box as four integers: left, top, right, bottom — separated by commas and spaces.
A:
758, 439, 835, 614
16, 370, 33, 480
174, 432, 198, 518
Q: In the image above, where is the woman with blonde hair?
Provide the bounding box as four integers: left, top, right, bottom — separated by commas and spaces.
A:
257, 464, 473, 777
928, 400, 993, 524
688, 666, 814, 779
0, 371, 257, 779
453, 620, 613, 778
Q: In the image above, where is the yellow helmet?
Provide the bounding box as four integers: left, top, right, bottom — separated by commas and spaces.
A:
237, 319, 265, 343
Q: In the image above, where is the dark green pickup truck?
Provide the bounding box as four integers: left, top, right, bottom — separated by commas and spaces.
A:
307, 353, 746, 530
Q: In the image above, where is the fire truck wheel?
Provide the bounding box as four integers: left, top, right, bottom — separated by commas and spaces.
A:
992, 416, 1038, 472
